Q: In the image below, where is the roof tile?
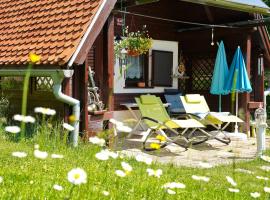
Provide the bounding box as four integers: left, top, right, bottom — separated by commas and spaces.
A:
0, 0, 103, 66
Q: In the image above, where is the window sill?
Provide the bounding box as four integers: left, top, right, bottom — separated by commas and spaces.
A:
124, 86, 154, 89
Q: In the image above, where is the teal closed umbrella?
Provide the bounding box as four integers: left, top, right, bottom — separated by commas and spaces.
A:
224, 46, 252, 133
210, 41, 229, 112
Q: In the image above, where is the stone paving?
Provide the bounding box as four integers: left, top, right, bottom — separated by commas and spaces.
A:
114, 133, 270, 168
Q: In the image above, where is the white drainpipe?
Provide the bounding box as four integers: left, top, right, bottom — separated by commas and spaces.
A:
49, 71, 80, 147
52, 83, 80, 147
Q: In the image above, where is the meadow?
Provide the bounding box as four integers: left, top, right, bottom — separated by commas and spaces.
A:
0, 126, 269, 200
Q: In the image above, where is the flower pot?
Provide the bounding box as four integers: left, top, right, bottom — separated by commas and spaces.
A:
127, 49, 140, 57
137, 82, 145, 88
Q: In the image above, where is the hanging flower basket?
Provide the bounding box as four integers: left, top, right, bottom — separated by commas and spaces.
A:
114, 25, 153, 58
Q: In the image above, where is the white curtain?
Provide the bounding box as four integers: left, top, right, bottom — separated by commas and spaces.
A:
126, 56, 143, 79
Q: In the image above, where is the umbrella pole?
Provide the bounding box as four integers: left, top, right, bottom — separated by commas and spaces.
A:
234, 92, 239, 134
219, 95, 222, 112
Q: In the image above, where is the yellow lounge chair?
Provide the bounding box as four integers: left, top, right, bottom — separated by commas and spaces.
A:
180, 94, 243, 144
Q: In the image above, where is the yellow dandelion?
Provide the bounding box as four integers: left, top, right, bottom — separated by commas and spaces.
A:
156, 135, 166, 142
29, 53, 41, 63
150, 143, 161, 150
69, 115, 76, 123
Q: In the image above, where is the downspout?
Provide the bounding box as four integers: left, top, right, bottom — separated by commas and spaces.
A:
51, 72, 80, 147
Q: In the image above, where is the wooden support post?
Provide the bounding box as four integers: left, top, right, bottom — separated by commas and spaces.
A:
82, 61, 89, 132
243, 34, 252, 135
106, 14, 115, 111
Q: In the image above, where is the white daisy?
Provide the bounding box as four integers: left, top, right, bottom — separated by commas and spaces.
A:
146, 168, 162, 178
167, 189, 176, 195
13, 114, 35, 123
235, 168, 254, 174
162, 182, 186, 189
228, 188, 240, 193
261, 155, 270, 163
51, 154, 64, 159
102, 191, 110, 196
12, 151, 27, 158
116, 125, 132, 133
121, 162, 132, 172
89, 136, 106, 147
34, 149, 48, 159
135, 154, 152, 165
34, 107, 56, 116
109, 119, 132, 133
95, 150, 109, 161
63, 123, 74, 131
5, 126, 20, 134
264, 187, 270, 193
250, 192, 260, 198
198, 162, 213, 169
115, 170, 126, 177
192, 175, 210, 182
226, 176, 237, 187
53, 184, 63, 191
256, 176, 269, 181
106, 150, 118, 159
67, 168, 87, 185
260, 166, 270, 172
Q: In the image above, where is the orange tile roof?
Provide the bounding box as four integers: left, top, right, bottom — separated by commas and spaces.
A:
0, 0, 103, 66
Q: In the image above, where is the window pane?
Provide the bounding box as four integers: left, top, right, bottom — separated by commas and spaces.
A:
126, 56, 143, 80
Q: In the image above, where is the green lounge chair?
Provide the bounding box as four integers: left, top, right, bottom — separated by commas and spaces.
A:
132, 95, 209, 151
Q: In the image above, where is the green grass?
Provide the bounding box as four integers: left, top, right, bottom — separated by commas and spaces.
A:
0, 135, 269, 200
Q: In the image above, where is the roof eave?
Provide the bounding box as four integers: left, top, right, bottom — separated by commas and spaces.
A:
68, 0, 117, 67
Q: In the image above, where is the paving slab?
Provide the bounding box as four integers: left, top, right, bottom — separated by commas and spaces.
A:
114, 134, 270, 168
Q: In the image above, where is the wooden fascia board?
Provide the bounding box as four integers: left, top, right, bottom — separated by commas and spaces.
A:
74, 0, 117, 65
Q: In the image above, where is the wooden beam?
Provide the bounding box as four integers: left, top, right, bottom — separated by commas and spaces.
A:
204, 6, 214, 23
248, 101, 264, 109
107, 14, 115, 111
81, 60, 89, 132
242, 34, 252, 135
74, 0, 117, 65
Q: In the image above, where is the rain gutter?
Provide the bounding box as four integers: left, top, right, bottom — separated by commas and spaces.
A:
0, 69, 80, 147
67, 0, 108, 68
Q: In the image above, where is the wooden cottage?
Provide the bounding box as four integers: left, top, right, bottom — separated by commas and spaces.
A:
0, 0, 270, 142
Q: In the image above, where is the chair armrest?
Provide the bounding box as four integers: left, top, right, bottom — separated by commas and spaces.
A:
141, 117, 179, 135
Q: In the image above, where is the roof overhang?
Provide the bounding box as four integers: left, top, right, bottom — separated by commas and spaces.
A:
180, 0, 270, 15
68, 0, 117, 67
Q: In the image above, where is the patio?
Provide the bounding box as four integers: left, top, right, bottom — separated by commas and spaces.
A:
113, 132, 270, 167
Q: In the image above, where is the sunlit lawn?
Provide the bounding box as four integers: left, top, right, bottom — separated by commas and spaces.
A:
0, 135, 269, 200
